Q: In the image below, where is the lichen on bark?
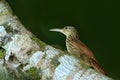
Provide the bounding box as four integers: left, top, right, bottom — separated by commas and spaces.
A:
0, 0, 113, 80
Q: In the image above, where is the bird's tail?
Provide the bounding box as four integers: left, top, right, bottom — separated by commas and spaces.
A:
90, 58, 107, 75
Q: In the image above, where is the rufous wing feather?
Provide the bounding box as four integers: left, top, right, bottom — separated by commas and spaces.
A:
72, 40, 107, 75
90, 58, 107, 75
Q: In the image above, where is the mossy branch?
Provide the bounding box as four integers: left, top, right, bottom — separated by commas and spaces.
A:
0, 0, 113, 80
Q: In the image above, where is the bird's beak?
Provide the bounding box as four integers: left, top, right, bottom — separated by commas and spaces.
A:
49, 28, 63, 33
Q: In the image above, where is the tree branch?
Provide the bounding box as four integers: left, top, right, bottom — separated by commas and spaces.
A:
0, 0, 113, 80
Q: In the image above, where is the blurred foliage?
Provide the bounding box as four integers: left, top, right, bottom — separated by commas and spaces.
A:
17, 67, 42, 80
0, 67, 14, 80
5, 0, 120, 79
0, 66, 42, 80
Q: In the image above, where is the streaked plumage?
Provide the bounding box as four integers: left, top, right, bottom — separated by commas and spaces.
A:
50, 26, 106, 75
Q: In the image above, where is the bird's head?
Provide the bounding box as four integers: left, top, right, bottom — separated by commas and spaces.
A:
50, 26, 79, 39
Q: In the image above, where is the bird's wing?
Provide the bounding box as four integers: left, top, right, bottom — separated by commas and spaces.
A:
90, 57, 107, 75
72, 40, 107, 75
71, 40, 96, 61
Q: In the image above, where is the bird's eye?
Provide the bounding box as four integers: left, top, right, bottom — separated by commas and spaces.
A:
64, 27, 68, 29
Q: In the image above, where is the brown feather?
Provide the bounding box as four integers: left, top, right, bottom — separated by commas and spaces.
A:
50, 26, 107, 75
71, 40, 106, 75
71, 40, 96, 61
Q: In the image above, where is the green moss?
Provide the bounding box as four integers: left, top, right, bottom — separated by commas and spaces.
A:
31, 34, 46, 50
0, 47, 5, 59
46, 76, 53, 80
26, 67, 42, 80
16, 67, 42, 80
80, 61, 89, 69
51, 44, 63, 50
79, 58, 90, 69
0, 51, 4, 59
0, 67, 42, 80
51, 57, 60, 70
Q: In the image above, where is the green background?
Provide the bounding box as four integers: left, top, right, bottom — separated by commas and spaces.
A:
7, 0, 120, 79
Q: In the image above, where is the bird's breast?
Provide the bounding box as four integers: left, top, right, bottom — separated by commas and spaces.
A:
66, 39, 82, 56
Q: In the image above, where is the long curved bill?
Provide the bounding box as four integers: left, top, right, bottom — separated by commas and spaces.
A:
49, 28, 63, 33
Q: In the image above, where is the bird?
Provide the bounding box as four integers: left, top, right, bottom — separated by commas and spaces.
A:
49, 26, 106, 75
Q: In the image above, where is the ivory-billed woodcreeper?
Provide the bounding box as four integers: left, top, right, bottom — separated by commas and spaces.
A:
50, 26, 106, 75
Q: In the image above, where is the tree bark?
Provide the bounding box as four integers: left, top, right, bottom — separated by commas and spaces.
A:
0, 0, 113, 80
